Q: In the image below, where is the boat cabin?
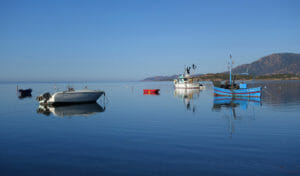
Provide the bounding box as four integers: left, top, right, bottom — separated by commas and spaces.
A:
174, 74, 193, 84
214, 81, 248, 90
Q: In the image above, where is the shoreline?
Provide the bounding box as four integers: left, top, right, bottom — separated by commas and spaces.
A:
142, 79, 300, 82
143, 73, 300, 82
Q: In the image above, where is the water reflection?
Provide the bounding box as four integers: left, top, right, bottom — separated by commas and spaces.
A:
174, 89, 201, 112
18, 93, 32, 99
37, 103, 105, 117
248, 80, 300, 106
212, 96, 261, 136
213, 97, 261, 111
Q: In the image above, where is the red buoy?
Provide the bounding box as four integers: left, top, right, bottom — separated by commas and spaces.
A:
143, 89, 160, 95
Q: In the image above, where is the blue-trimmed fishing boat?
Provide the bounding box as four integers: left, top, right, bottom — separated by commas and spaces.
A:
214, 86, 261, 97
213, 55, 262, 97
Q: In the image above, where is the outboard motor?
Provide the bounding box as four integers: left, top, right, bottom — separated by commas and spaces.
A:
36, 92, 51, 104
42, 92, 51, 100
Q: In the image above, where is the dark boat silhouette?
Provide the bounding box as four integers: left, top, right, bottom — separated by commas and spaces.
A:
17, 87, 32, 99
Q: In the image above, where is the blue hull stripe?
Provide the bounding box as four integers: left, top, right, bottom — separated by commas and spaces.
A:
214, 86, 261, 97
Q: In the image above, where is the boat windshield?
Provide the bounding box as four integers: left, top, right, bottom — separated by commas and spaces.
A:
68, 87, 75, 91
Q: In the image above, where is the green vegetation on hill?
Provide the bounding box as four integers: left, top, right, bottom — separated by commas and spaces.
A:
143, 52, 300, 81
192, 73, 300, 81
143, 73, 300, 82
232, 53, 300, 75
255, 74, 300, 80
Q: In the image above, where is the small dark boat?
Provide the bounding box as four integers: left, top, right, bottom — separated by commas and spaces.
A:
143, 89, 160, 95
18, 88, 32, 99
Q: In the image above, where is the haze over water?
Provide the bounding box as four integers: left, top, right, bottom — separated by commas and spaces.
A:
0, 80, 300, 175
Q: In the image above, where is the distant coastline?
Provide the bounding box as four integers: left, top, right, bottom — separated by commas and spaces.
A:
143, 52, 300, 82
142, 73, 300, 82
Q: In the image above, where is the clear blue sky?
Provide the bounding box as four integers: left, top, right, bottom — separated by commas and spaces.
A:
0, 0, 299, 81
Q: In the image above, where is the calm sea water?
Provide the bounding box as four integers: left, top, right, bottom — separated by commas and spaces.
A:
0, 81, 300, 176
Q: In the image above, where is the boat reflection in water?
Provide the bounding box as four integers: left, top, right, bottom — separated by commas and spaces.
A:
213, 96, 261, 110
37, 103, 105, 117
174, 89, 201, 112
212, 96, 261, 136
18, 92, 32, 99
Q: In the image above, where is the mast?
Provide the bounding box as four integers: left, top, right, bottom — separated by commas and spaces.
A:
229, 54, 233, 85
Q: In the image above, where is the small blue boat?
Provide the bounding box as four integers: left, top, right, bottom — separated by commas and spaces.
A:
214, 86, 261, 97
213, 55, 261, 97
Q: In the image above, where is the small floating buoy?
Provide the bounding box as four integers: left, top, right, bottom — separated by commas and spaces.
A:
143, 89, 160, 95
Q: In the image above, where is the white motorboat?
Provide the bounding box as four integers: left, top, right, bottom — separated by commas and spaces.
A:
37, 88, 105, 105
174, 65, 204, 89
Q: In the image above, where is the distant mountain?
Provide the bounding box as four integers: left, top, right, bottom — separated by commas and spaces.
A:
143, 75, 178, 81
143, 53, 300, 81
232, 53, 300, 75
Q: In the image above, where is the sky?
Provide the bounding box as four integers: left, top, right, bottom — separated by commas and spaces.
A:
0, 0, 299, 81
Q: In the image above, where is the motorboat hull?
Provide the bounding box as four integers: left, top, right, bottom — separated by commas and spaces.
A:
39, 90, 105, 105
174, 82, 204, 89
214, 86, 261, 97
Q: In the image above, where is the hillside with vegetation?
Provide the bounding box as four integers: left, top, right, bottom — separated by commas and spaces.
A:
143, 53, 300, 81
232, 53, 300, 75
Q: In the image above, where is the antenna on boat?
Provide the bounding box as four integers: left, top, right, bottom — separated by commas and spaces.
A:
192, 64, 197, 70
54, 84, 58, 92
229, 54, 233, 85
186, 66, 191, 74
